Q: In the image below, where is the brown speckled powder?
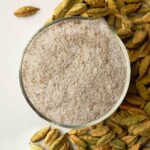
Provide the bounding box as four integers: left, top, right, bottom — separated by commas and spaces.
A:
21, 18, 127, 125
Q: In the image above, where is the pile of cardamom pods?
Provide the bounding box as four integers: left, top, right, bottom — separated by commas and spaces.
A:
14, 0, 150, 149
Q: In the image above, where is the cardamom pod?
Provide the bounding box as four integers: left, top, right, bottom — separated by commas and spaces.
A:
30, 144, 44, 150
124, 0, 142, 3
144, 102, 150, 116
30, 127, 50, 143
128, 107, 147, 116
77, 146, 86, 150
121, 3, 141, 15
132, 30, 147, 45
121, 115, 147, 126
136, 82, 150, 101
14, 6, 39, 17
44, 129, 60, 146
80, 135, 99, 144
128, 50, 139, 63
96, 131, 115, 147
53, 0, 76, 19
49, 134, 67, 150
107, 15, 115, 26
59, 142, 70, 150
105, 119, 123, 135
95, 145, 112, 150
139, 41, 150, 58
85, 0, 105, 7
87, 7, 110, 17
69, 135, 87, 148
125, 94, 146, 106
90, 125, 109, 137
69, 128, 89, 136
132, 120, 150, 135
139, 75, 150, 85
109, 138, 126, 149
139, 55, 150, 79
121, 135, 138, 147
128, 143, 140, 150
66, 3, 87, 16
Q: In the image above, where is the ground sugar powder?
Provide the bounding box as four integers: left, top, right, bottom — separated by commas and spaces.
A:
21, 18, 127, 125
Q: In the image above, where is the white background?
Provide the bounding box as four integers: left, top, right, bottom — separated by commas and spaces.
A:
0, 0, 68, 149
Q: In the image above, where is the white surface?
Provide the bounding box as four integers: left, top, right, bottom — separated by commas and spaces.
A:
0, 1, 68, 149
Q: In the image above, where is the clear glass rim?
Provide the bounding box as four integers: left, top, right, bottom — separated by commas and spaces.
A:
19, 16, 131, 129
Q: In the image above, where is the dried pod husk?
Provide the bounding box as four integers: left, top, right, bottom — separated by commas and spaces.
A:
69, 135, 87, 148
128, 124, 139, 134
66, 3, 87, 16
128, 50, 139, 63
139, 55, 150, 79
14, 6, 39, 17
53, 0, 76, 19
105, 119, 123, 135
85, 0, 106, 7
69, 128, 89, 136
109, 138, 126, 149
131, 120, 150, 136
132, 30, 147, 45
144, 102, 150, 116
44, 129, 60, 146
139, 41, 150, 58
80, 135, 99, 144
136, 81, 150, 101
30, 143, 44, 150
121, 135, 138, 147
139, 75, 150, 85
125, 94, 146, 107
121, 115, 147, 126
121, 3, 141, 15
30, 127, 50, 143
49, 134, 67, 150
128, 83, 138, 94
87, 7, 110, 17
96, 131, 115, 147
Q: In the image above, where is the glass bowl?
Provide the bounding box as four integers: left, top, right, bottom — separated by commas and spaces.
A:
19, 17, 131, 129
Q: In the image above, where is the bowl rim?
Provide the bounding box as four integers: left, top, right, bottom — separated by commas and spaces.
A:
19, 16, 131, 129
